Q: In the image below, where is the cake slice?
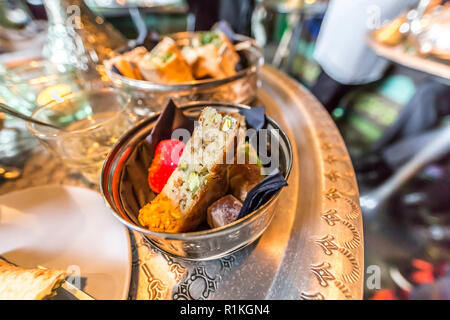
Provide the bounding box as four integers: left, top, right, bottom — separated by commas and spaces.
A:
139, 107, 244, 232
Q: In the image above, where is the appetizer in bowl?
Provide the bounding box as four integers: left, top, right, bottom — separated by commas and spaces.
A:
101, 102, 292, 260
103, 30, 263, 116
109, 31, 240, 83
139, 107, 264, 233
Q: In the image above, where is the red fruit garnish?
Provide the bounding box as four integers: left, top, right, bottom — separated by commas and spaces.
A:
148, 139, 185, 194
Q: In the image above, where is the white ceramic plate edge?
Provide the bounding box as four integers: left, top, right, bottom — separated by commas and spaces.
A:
0, 184, 132, 300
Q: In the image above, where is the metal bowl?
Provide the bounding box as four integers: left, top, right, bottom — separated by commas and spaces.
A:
100, 101, 292, 260
104, 32, 264, 117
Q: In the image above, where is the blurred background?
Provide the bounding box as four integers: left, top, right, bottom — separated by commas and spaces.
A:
0, 0, 449, 300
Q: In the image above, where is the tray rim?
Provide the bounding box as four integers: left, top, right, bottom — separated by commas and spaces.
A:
258, 65, 364, 300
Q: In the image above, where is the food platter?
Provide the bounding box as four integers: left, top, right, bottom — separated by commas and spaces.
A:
128, 65, 364, 300
368, 36, 450, 81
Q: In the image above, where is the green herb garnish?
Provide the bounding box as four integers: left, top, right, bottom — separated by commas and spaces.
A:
200, 32, 213, 45
244, 142, 263, 167
161, 52, 173, 63
200, 32, 221, 47
187, 171, 200, 193
179, 162, 188, 171
221, 116, 232, 132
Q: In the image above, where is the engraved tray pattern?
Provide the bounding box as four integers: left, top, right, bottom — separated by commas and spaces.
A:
0, 66, 363, 300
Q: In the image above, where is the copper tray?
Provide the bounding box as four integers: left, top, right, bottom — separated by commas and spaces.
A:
129, 65, 364, 300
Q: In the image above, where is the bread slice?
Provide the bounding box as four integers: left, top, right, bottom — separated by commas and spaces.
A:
0, 260, 66, 300
109, 46, 147, 80
138, 37, 194, 83
139, 107, 244, 232
183, 31, 240, 79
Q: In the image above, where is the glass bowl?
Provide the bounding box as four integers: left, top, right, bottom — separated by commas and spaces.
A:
103, 32, 264, 117
27, 88, 136, 185
2, 60, 81, 111
100, 102, 292, 260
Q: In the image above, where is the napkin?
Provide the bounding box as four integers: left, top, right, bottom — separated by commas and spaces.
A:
146, 99, 194, 153
237, 170, 288, 220
142, 30, 161, 51
239, 106, 266, 131
112, 64, 123, 76
212, 20, 236, 41
239, 107, 288, 219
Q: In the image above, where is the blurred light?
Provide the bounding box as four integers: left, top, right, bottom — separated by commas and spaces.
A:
332, 107, 344, 118
429, 225, 446, 241
360, 196, 377, 209
389, 267, 413, 292
27, 0, 43, 5
399, 23, 410, 34
404, 192, 424, 205
36, 84, 72, 106
95, 16, 104, 24
4, 170, 21, 180
6, 8, 28, 24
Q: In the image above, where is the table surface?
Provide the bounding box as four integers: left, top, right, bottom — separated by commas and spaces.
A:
0, 65, 364, 300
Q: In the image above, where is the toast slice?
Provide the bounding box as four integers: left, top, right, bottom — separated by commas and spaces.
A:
139, 107, 244, 232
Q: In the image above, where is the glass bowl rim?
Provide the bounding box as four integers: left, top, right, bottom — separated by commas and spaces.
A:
2, 59, 73, 86
27, 87, 132, 138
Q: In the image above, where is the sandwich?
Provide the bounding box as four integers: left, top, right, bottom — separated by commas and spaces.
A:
0, 260, 66, 300
182, 31, 240, 79
110, 46, 147, 80
139, 107, 244, 232
138, 37, 194, 83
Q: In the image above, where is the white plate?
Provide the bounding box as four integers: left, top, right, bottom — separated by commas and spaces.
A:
0, 185, 131, 300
